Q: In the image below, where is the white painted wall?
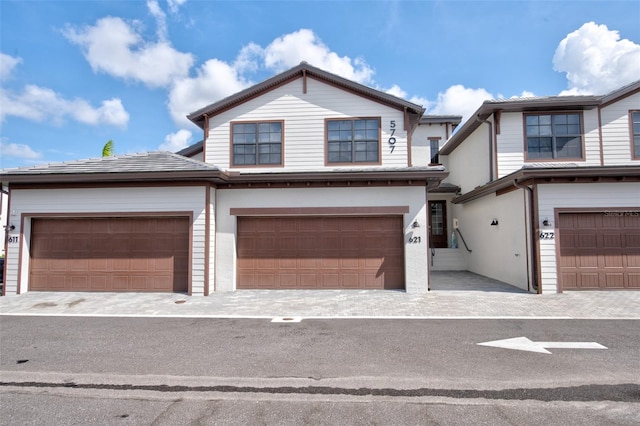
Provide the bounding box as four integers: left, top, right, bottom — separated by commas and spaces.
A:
446, 125, 492, 193
3, 186, 207, 295
411, 123, 453, 167
215, 186, 429, 293
536, 182, 640, 293
206, 77, 410, 171
449, 190, 529, 290
601, 91, 640, 165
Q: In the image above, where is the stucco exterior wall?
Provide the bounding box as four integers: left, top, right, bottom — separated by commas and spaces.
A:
3, 186, 207, 295
446, 125, 492, 193
536, 182, 640, 293
450, 190, 529, 290
411, 123, 453, 167
215, 186, 429, 293
205, 77, 410, 171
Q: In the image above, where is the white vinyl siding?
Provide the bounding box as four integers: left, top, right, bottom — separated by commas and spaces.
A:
496, 110, 600, 178
536, 182, 640, 293
496, 112, 525, 178
601, 91, 640, 164
4, 186, 207, 296
205, 78, 408, 171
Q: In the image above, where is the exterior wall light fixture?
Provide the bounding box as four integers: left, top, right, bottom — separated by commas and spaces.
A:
490, 219, 499, 226
412, 220, 420, 228
542, 218, 551, 227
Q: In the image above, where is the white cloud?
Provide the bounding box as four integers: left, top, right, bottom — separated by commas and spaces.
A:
263, 29, 375, 84
146, 0, 167, 41
63, 16, 194, 88
0, 140, 42, 161
0, 53, 22, 80
159, 129, 193, 151
168, 59, 251, 126
428, 85, 493, 123
167, 0, 187, 13
554, 22, 640, 95
168, 29, 380, 127
0, 85, 129, 127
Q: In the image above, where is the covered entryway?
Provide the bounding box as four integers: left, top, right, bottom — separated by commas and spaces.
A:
557, 212, 640, 290
236, 216, 404, 289
29, 217, 189, 292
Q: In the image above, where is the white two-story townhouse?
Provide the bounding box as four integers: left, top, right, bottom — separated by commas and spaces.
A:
0, 63, 449, 296
440, 80, 640, 293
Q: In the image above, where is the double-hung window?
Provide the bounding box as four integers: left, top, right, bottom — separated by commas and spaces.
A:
525, 113, 583, 160
232, 121, 283, 166
632, 111, 640, 159
327, 118, 380, 164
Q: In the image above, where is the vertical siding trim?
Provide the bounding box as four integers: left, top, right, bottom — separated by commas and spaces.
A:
2, 189, 10, 296
302, 69, 307, 94
17, 212, 26, 294
204, 184, 211, 296
204, 115, 209, 161
597, 106, 604, 166
631, 110, 640, 159
407, 129, 412, 166
404, 107, 409, 131
522, 189, 531, 292
532, 182, 543, 294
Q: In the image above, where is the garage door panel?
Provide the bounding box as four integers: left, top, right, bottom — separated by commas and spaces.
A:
605, 274, 624, 288
629, 274, 640, 287
558, 212, 639, 290
237, 216, 404, 290
626, 234, 640, 249
30, 217, 189, 292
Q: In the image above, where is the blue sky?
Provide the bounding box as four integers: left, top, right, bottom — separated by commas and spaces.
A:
1, 0, 639, 169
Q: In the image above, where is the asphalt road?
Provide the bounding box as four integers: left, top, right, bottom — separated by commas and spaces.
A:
1, 317, 639, 425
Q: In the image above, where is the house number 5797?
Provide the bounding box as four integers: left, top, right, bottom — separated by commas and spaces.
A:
389, 120, 396, 153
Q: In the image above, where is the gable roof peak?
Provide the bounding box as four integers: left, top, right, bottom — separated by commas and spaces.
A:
186, 62, 425, 128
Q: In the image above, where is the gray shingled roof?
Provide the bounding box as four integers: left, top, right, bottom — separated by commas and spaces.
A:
0, 151, 218, 179
1, 151, 218, 175
441, 79, 640, 156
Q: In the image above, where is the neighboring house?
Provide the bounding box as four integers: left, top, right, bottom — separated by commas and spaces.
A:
0, 62, 449, 296
438, 80, 640, 293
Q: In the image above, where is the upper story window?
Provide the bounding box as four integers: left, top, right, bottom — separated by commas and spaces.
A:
632, 111, 640, 159
525, 113, 583, 160
232, 121, 283, 166
327, 118, 380, 164
429, 138, 441, 165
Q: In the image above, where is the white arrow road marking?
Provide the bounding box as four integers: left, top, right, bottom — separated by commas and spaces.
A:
477, 337, 608, 354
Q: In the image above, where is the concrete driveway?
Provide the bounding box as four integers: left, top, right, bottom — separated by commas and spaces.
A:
1, 272, 639, 319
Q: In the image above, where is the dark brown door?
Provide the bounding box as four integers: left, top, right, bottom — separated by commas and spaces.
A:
236, 216, 404, 290
429, 201, 447, 248
558, 212, 640, 290
30, 217, 189, 292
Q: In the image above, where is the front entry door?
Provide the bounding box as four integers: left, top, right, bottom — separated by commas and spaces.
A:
429, 201, 448, 248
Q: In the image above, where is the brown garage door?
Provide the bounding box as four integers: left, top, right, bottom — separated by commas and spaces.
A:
30, 217, 189, 292
237, 216, 404, 289
558, 212, 640, 290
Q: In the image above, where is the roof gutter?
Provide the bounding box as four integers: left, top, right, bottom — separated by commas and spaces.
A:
513, 179, 539, 293
476, 114, 494, 181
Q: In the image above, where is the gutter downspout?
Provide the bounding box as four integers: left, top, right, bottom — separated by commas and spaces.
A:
514, 179, 540, 293
476, 115, 494, 182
